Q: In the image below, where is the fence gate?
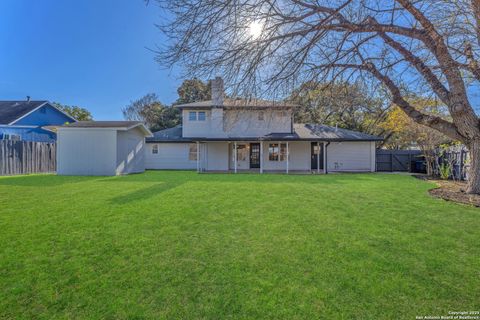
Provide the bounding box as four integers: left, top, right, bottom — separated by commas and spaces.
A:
0, 140, 56, 175
376, 150, 424, 172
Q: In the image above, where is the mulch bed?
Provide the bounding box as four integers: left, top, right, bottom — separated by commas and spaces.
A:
414, 175, 480, 207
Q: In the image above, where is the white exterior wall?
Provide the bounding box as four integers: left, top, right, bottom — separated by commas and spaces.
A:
57, 128, 117, 176
205, 142, 229, 171
182, 108, 292, 138
145, 140, 377, 172
327, 141, 375, 172
261, 141, 310, 171
182, 109, 214, 138
145, 143, 197, 170
224, 109, 292, 137
116, 127, 146, 174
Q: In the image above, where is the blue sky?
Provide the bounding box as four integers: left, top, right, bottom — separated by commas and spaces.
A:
0, 0, 180, 120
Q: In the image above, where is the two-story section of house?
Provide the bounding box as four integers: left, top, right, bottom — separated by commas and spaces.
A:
0, 99, 76, 142
145, 77, 382, 173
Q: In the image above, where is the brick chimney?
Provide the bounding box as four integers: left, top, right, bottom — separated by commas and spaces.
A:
211, 77, 224, 107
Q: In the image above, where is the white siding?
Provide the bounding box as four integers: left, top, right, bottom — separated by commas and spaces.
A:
262, 141, 310, 171
206, 142, 229, 171
224, 109, 292, 137
327, 141, 374, 172
116, 127, 146, 174
182, 109, 213, 138
145, 143, 197, 170
144, 140, 376, 173
182, 108, 292, 138
57, 128, 117, 176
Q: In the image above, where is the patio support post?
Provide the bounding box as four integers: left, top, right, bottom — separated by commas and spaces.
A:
323, 142, 327, 174
196, 141, 200, 172
317, 142, 320, 174
234, 141, 237, 173
286, 141, 289, 174
260, 141, 263, 174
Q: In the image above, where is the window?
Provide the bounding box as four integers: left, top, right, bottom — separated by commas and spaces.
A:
236, 144, 248, 161
198, 111, 206, 121
280, 143, 287, 161
258, 111, 264, 121
269, 143, 287, 161
189, 143, 198, 161
269, 143, 279, 161
2, 134, 21, 141
189, 111, 197, 121
152, 144, 159, 154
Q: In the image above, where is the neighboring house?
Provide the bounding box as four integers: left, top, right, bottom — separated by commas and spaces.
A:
56, 121, 152, 176
146, 77, 383, 173
0, 100, 76, 142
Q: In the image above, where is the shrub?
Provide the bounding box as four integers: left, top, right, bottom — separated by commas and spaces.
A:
439, 162, 452, 180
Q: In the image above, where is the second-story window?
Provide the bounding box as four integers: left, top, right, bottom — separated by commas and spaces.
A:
258, 111, 264, 121
189, 111, 197, 121
198, 111, 206, 121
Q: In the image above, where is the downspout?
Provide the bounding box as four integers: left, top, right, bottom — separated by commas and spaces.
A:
324, 142, 331, 174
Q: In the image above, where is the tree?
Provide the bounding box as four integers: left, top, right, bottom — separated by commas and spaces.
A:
381, 98, 450, 175
154, 0, 480, 194
288, 81, 387, 135
53, 103, 92, 121
175, 78, 211, 104
122, 93, 180, 131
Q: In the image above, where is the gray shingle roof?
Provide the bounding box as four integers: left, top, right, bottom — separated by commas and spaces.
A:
175, 98, 296, 109
147, 123, 383, 142
146, 125, 195, 142
0, 100, 48, 124
57, 121, 153, 137
294, 124, 383, 141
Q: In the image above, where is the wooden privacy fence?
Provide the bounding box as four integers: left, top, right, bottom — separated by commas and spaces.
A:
0, 141, 56, 175
376, 150, 425, 173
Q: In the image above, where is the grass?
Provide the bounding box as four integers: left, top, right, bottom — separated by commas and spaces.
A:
0, 171, 478, 319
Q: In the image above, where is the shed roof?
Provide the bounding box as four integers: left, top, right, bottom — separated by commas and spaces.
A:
58, 121, 153, 136
63, 121, 143, 128
0, 100, 48, 124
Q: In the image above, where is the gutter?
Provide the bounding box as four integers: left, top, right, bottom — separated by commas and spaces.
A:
325, 142, 331, 174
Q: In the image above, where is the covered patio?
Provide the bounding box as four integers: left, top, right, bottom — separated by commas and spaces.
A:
193, 140, 326, 174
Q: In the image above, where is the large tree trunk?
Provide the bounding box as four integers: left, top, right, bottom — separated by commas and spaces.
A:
467, 139, 480, 194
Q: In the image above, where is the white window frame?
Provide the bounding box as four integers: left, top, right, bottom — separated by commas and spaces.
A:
269, 143, 287, 161
235, 144, 248, 161
189, 143, 198, 161
188, 111, 197, 121
152, 144, 159, 154
198, 111, 206, 121
3, 133, 21, 141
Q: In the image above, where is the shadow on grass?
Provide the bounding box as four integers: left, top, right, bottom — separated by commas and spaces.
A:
108, 180, 184, 205
98, 170, 391, 186
0, 174, 102, 187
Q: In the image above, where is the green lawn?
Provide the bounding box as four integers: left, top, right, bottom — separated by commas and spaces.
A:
0, 171, 478, 319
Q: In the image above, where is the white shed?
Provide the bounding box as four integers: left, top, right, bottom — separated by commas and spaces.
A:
56, 121, 152, 176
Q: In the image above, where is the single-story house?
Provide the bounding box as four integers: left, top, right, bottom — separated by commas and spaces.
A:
56, 121, 152, 176
0, 99, 76, 142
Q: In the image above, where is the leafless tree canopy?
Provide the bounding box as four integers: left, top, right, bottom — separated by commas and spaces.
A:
154, 0, 480, 193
